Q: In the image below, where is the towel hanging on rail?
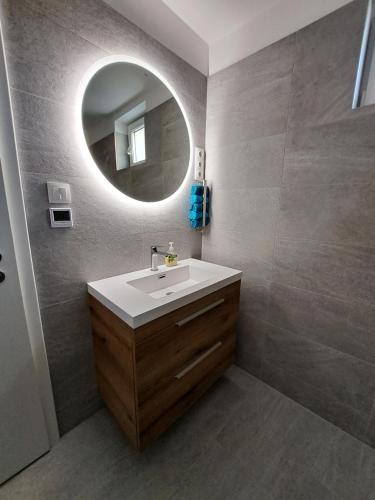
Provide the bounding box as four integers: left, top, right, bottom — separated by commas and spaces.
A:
188, 184, 210, 230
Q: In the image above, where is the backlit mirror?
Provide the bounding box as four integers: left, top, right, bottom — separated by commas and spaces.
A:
353, 0, 375, 108
82, 62, 190, 202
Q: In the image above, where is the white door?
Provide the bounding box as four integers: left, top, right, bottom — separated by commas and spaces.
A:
0, 163, 50, 484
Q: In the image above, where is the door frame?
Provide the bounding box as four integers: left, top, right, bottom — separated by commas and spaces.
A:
0, 19, 59, 445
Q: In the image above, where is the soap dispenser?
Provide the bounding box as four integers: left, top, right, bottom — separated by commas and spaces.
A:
165, 241, 178, 267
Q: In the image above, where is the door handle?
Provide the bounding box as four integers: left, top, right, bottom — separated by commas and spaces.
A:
0, 271, 5, 283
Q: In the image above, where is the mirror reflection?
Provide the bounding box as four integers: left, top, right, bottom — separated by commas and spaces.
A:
82, 62, 190, 201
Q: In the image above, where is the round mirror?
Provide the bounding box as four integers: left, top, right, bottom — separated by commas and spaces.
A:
82, 62, 190, 202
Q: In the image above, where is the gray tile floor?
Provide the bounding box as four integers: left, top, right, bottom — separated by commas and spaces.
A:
2, 367, 375, 500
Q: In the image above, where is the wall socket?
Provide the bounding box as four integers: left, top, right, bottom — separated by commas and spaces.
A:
194, 147, 205, 181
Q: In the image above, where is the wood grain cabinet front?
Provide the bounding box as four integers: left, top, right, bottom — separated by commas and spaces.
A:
89, 280, 241, 450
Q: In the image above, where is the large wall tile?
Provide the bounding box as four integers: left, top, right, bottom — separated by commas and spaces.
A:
1, 0, 206, 434
206, 134, 285, 189
284, 116, 375, 188
211, 187, 280, 239
365, 405, 375, 449
236, 314, 268, 379
11, 89, 79, 157
235, 286, 271, 378
267, 283, 375, 365
239, 282, 270, 321
278, 182, 375, 246
8, 0, 140, 55
288, 0, 366, 129
17, 149, 90, 178
2, 1, 108, 105
40, 297, 102, 434
273, 239, 375, 306
207, 35, 295, 101
261, 321, 375, 415
141, 194, 192, 233
206, 74, 291, 148
347, 300, 375, 332
203, 227, 275, 276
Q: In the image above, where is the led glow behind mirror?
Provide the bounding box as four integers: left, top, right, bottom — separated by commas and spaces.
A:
80, 58, 191, 203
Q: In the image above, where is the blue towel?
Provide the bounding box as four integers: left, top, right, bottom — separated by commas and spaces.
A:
190, 216, 210, 229
190, 194, 204, 204
190, 203, 203, 212
190, 217, 210, 229
189, 184, 210, 229
190, 186, 209, 200
190, 219, 201, 229
189, 210, 209, 220
190, 185, 205, 196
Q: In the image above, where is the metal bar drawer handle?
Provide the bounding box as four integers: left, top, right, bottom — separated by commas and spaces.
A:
175, 341, 223, 380
175, 298, 225, 327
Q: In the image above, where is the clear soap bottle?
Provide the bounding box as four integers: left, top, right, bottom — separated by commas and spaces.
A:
165, 241, 178, 267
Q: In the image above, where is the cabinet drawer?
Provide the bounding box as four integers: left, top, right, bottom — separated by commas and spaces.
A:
139, 353, 232, 449
138, 329, 236, 435
135, 282, 240, 405
135, 281, 241, 342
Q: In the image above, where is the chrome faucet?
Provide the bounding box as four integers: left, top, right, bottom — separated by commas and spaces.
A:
150, 245, 168, 271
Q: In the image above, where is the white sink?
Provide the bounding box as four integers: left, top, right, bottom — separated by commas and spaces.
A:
88, 258, 242, 328
127, 264, 215, 299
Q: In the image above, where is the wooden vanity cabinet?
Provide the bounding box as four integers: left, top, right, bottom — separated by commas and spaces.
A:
88, 280, 241, 450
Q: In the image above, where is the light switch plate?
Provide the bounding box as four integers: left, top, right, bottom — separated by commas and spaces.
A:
47, 181, 72, 204
194, 147, 205, 181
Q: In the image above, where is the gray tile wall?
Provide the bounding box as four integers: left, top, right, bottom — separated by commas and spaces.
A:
203, 0, 375, 448
0, 0, 206, 434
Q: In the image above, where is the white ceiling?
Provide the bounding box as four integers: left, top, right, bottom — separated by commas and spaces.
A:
162, 0, 280, 45
103, 0, 209, 74
104, 0, 355, 75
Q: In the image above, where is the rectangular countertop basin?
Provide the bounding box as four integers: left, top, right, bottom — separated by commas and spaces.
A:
88, 258, 242, 328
